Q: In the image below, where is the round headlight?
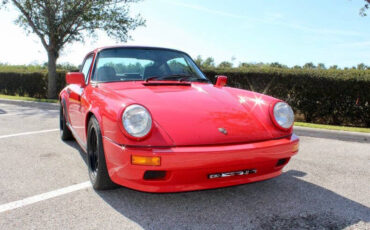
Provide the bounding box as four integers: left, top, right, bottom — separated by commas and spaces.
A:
273, 102, 294, 129
122, 104, 152, 138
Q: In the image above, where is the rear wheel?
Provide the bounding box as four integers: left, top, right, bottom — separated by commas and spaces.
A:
87, 117, 117, 190
60, 104, 73, 140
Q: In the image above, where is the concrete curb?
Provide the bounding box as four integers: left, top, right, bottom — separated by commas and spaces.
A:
0, 98, 59, 110
294, 126, 370, 143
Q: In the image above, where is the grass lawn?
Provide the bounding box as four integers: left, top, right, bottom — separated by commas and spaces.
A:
0, 94, 58, 103
294, 122, 370, 133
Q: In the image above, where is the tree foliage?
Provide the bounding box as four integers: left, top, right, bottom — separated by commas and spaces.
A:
194, 55, 203, 67
317, 63, 326, 70
218, 61, 233, 68
195, 57, 366, 71
360, 0, 370, 16
303, 62, 316, 69
194, 56, 216, 69
270, 62, 287, 68
1, 0, 145, 51
203, 57, 215, 68
0, 0, 145, 98
357, 63, 367, 70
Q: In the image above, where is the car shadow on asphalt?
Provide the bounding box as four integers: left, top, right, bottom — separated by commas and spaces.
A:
65, 140, 369, 229
95, 171, 369, 229
63, 140, 88, 165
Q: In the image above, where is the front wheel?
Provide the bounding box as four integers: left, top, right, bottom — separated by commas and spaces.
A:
87, 117, 117, 190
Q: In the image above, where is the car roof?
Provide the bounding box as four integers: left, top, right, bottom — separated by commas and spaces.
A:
93, 45, 188, 55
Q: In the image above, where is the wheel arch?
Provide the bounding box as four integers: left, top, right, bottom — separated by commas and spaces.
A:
59, 95, 70, 124
85, 108, 103, 138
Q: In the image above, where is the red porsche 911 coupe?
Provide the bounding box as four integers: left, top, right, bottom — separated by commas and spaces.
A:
59, 46, 299, 192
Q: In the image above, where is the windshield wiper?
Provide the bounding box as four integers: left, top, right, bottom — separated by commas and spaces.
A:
177, 76, 210, 83
145, 74, 209, 83
145, 76, 161, 82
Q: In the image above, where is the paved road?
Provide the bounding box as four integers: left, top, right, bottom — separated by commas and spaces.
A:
0, 99, 369, 230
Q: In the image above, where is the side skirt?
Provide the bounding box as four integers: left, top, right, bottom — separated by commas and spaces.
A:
67, 122, 87, 153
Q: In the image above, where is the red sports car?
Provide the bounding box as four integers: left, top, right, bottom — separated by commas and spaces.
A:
59, 46, 299, 192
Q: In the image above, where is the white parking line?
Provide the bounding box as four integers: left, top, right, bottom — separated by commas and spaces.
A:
0, 129, 59, 139
0, 181, 91, 213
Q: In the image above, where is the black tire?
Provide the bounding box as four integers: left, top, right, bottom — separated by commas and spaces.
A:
87, 116, 117, 190
60, 103, 73, 141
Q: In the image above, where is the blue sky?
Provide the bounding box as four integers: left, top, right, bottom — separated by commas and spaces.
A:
0, 0, 369, 67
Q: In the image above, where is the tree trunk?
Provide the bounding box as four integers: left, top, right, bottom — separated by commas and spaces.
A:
47, 51, 58, 99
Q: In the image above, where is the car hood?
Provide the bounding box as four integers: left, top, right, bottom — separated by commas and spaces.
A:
102, 82, 290, 146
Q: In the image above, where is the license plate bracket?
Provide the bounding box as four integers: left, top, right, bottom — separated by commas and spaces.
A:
208, 169, 257, 179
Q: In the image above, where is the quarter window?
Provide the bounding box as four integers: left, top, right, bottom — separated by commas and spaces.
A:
81, 55, 94, 83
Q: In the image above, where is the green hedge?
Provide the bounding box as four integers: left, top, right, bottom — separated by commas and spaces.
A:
203, 68, 370, 127
0, 68, 369, 127
0, 71, 65, 98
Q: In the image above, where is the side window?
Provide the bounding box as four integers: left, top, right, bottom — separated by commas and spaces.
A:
81, 55, 94, 83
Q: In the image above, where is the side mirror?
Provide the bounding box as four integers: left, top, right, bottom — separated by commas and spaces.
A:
215, 75, 227, 87
66, 72, 85, 86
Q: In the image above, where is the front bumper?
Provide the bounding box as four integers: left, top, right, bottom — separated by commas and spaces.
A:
103, 134, 299, 193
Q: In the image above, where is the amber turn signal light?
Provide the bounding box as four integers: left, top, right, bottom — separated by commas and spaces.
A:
292, 142, 299, 152
131, 155, 161, 166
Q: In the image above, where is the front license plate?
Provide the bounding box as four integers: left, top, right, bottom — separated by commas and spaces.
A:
208, 169, 257, 179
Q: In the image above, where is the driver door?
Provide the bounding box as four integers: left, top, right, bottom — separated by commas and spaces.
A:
68, 54, 94, 142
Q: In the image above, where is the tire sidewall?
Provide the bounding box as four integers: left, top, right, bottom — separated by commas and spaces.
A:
60, 104, 72, 140
87, 117, 114, 189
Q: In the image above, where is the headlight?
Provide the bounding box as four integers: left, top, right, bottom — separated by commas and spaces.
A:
122, 104, 152, 138
273, 102, 294, 129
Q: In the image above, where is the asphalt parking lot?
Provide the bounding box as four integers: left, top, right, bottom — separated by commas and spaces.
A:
0, 99, 369, 230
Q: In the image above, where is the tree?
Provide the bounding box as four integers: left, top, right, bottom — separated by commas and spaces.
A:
317, 63, 326, 69
218, 61, 233, 68
1, 0, 145, 98
270, 62, 286, 68
360, 0, 370, 16
194, 55, 203, 67
239, 62, 252, 68
329, 65, 338, 70
357, 63, 367, 70
303, 62, 316, 69
202, 57, 215, 68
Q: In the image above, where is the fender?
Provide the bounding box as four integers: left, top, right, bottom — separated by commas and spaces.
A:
84, 102, 103, 138
59, 92, 71, 125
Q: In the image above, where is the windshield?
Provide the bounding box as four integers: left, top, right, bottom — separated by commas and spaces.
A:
91, 48, 209, 83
